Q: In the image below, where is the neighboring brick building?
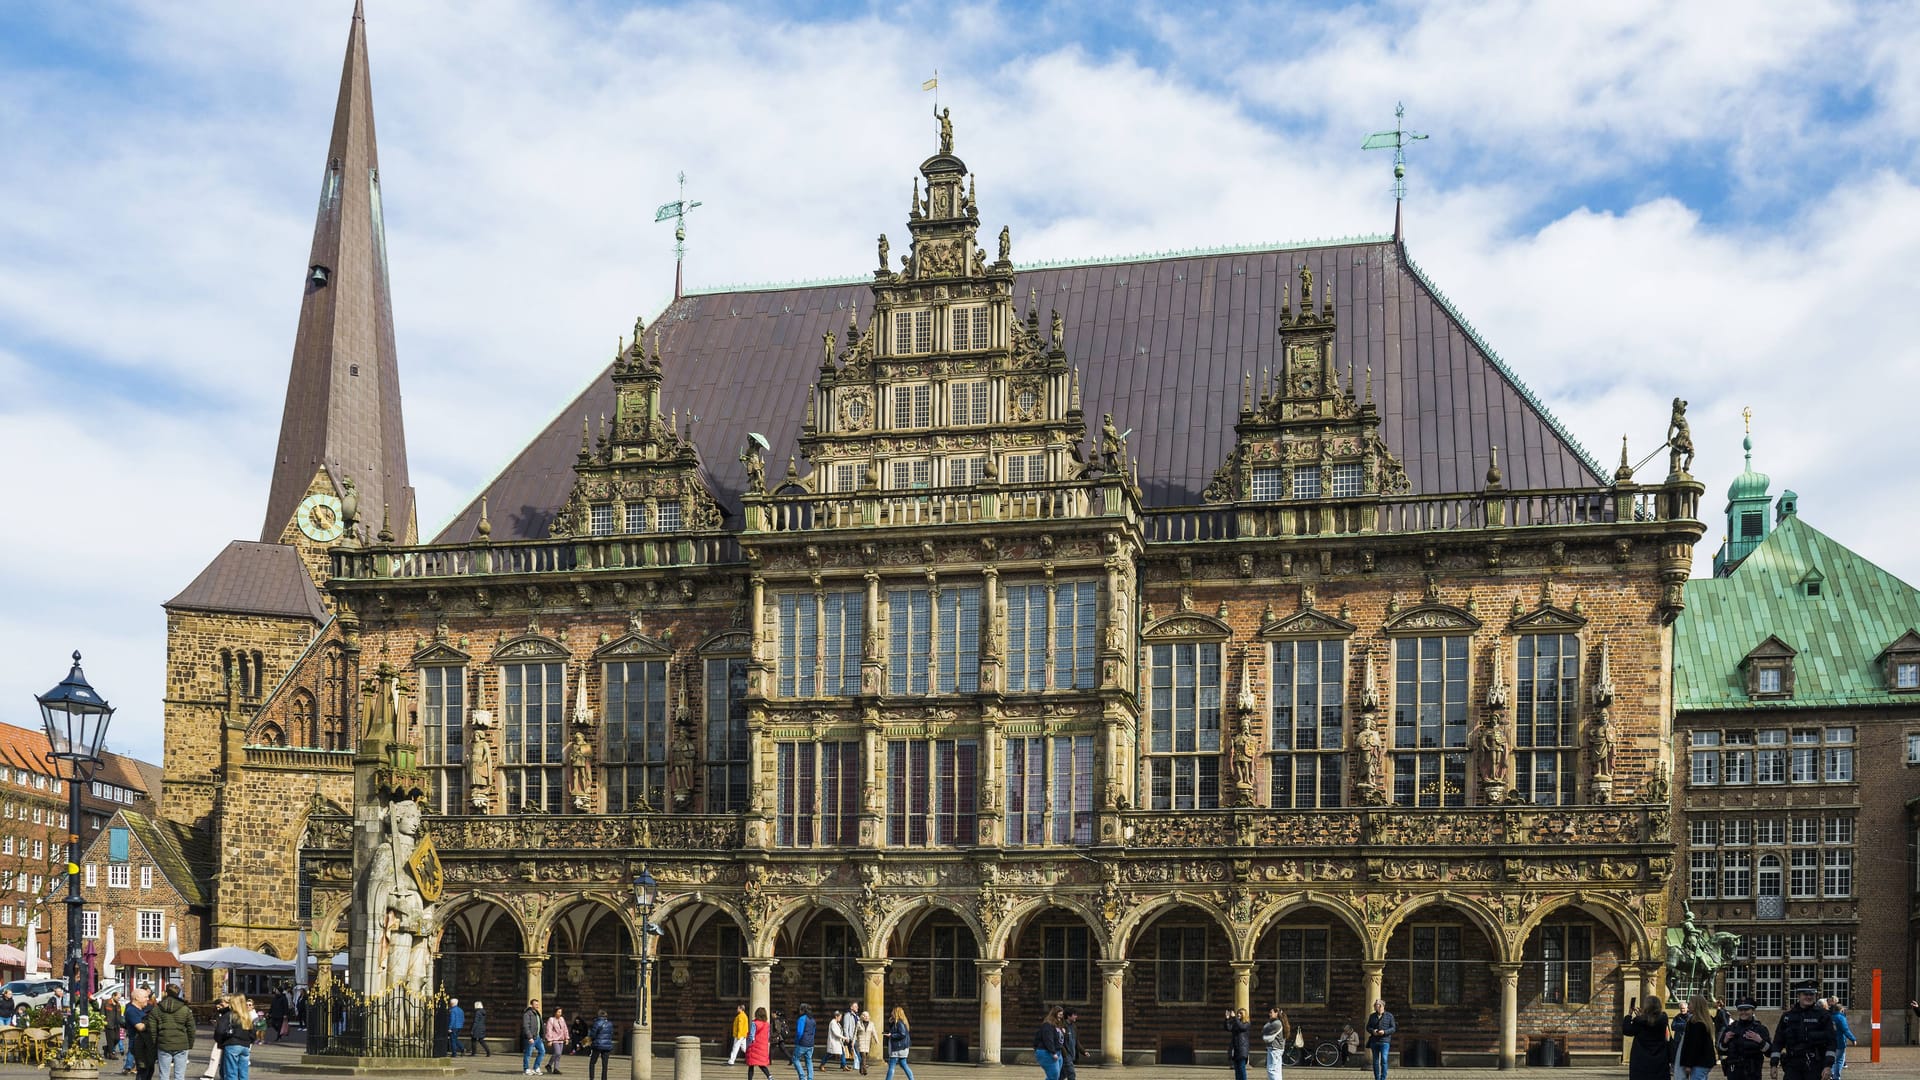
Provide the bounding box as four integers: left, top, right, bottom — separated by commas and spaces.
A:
1672, 428, 1920, 1037
166, 5, 1720, 1067
75, 810, 211, 995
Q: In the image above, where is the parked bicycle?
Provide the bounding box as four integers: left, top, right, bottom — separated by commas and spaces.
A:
1281, 1030, 1344, 1067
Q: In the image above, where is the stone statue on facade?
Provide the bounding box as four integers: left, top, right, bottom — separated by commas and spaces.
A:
1050, 309, 1064, 351
936, 106, 953, 154
567, 729, 595, 812
740, 441, 767, 494
1587, 715, 1617, 778
467, 707, 497, 812
365, 797, 436, 997
877, 234, 889, 274
670, 692, 697, 809
1228, 718, 1259, 804
1667, 397, 1695, 476
1099, 413, 1125, 473
1472, 712, 1511, 797
998, 225, 1011, 264
1353, 713, 1388, 805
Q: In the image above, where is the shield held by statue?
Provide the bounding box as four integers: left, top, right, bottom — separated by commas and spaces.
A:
407, 832, 445, 903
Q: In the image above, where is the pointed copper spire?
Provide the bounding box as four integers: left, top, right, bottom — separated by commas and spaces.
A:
262, 0, 414, 545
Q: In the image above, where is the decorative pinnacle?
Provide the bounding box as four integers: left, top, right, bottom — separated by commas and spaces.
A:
377, 501, 394, 545
477, 496, 492, 538
1616, 435, 1634, 483
1485, 445, 1502, 489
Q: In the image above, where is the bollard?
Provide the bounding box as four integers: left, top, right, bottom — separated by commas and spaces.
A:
673, 1035, 702, 1080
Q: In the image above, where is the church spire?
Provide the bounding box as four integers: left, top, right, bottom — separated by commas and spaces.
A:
261, 0, 415, 545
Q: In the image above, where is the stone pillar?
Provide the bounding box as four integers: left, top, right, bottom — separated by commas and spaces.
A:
1361, 961, 1384, 1016
1097, 960, 1129, 1066
1231, 961, 1255, 1015
977, 959, 1007, 1066
861, 958, 890, 1034
522, 953, 547, 1005
1620, 965, 1644, 1065
1492, 962, 1521, 1070
746, 959, 776, 1021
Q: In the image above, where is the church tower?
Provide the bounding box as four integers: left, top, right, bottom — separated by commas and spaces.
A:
162, 1, 410, 830
1712, 410, 1771, 576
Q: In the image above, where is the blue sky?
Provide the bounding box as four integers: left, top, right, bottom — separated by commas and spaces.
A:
3, 0, 1918, 763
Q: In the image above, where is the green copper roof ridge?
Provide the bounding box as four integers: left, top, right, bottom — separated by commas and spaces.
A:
684, 235, 1396, 297
1397, 247, 1609, 482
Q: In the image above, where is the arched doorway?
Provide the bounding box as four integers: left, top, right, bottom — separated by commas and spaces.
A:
653, 902, 750, 1047
1518, 900, 1634, 1057
541, 899, 636, 1029
772, 906, 865, 1027
1380, 900, 1505, 1058
1124, 901, 1235, 1065
1003, 903, 1104, 1064
1250, 903, 1368, 1047
435, 898, 527, 1025
885, 904, 984, 1063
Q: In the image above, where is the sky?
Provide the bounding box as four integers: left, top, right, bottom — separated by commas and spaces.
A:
3, 0, 1918, 764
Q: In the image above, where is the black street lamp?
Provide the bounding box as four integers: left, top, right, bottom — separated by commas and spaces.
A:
36, 652, 114, 1052
631, 868, 658, 1079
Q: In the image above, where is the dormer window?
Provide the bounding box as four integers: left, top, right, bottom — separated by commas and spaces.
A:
1250, 467, 1283, 502
1877, 631, 1920, 692
625, 504, 649, 533
1328, 462, 1364, 498
1742, 635, 1797, 700
1757, 667, 1784, 694
589, 503, 615, 536
1896, 662, 1920, 691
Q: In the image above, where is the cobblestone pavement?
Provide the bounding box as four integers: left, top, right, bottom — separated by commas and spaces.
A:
11, 1038, 1920, 1078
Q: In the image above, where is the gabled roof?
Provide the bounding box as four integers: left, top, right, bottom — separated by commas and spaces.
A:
435, 238, 1605, 543
165, 541, 327, 622
85, 810, 212, 908
1675, 513, 1920, 710
0, 722, 56, 782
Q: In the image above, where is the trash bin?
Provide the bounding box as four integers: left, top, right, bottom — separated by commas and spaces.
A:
1528, 1037, 1561, 1067
1401, 1039, 1439, 1067
938, 1034, 964, 1062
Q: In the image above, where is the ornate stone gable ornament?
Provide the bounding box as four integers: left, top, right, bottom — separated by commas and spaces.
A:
410, 638, 470, 666
492, 631, 568, 663
1261, 607, 1357, 639
1381, 604, 1482, 634
1142, 612, 1231, 640
1509, 603, 1588, 632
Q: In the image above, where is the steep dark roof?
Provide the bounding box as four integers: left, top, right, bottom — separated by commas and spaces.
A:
93, 810, 212, 907
436, 238, 1604, 543
261, 0, 414, 544
165, 541, 328, 622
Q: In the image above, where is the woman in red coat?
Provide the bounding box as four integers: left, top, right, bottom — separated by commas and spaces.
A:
745, 1007, 773, 1079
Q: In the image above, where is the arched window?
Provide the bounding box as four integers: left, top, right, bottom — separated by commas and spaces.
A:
255, 722, 287, 748
252, 650, 266, 697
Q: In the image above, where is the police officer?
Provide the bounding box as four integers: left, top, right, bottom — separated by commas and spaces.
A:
1720, 1001, 1772, 1080
1772, 986, 1836, 1080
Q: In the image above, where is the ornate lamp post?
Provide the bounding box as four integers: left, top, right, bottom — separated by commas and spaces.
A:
37, 652, 115, 1052
630, 868, 658, 1080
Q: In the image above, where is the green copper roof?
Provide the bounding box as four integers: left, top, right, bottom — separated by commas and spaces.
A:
1676, 513, 1920, 711
1727, 434, 1770, 502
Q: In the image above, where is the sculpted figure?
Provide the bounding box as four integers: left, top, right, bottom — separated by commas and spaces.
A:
1472, 713, 1511, 786
567, 729, 595, 805
365, 798, 435, 997
1587, 715, 1617, 778
1667, 397, 1695, 474
1050, 309, 1064, 351
998, 225, 1011, 263
1230, 720, 1258, 792
670, 693, 698, 808
936, 106, 953, 153
1099, 413, 1125, 471
877, 233, 889, 273
740, 443, 767, 494
467, 717, 496, 793
1353, 713, 1386, 789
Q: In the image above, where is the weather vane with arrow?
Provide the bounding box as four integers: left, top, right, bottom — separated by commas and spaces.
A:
655, 171, 703, 300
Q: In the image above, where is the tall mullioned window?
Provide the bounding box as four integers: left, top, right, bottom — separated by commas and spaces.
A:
1269, 639, 1345, 808
1392, 636, 1469, 807
502, 662, 566, 812
775, 740, 859, 847
1147, 642, 1222, 810
887, 738, 977, 846
1004, 582, 1098, 692
704, 657, 751, 813
1515, 633, 1579, 804
1004, 734, 1095, 847
889, 587, 981, 695
603, 660, 669, 813
418, 665, 465, 815
778, 591, 864, 697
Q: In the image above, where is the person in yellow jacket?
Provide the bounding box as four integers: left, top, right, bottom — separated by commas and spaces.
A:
729, 1005, 751, 1065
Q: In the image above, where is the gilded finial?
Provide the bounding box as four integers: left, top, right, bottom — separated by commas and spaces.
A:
1616, 435, 1634, 483
1364, 363, 1373, 404
579, 414, 590, 453
1281, 282, 1292, 315
377, 501, 394, 545
1743, 406, 1752, 434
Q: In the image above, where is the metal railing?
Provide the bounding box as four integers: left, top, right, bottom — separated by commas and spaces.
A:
1144, 484, 1692, 543
746, 479, 1120, 534
330, 532, 742, 582
305, 988, 449, 1059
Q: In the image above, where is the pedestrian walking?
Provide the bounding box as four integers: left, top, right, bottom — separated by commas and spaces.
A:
793, 1003, 817, 1080
1675, 996, 1716, 1080
772, 1010, 791, 1064
1624, 995, 1672, 1080
213, 994, 254, 1080
473, 1001, 493, 1056
1712, 1000, 1732, 1043
840, 1003, 862, 1073
0, 989, 15, 1028
1718, 1002, 1770, 1080
201, 1000, 228, 1080
1771, 986, 1835, 1080
1223, 1007, 1252, 1080
545, 1006, 570, 1075
745, 1006, 774, 1080
265, 987, 287, 1044
826, 1009, 847, 1071
1261, 1006, 1288, 1080
1668, 999, 1693, 1080
856, 1010, 877, 1076
153, 983, 196, 1080
883, 1007, 914, 1080
1364, 999, 1396, 1080
587, 1009, 616, 1080
730, 1005, 751, 1066
1034, 1006, 1066, 1080
1829, 1000, 1857, 1080
448, 998, 467, 1057
126, 985, 156, 1079
1060, 1007, 1081, 1080
522, 999, 547, 1075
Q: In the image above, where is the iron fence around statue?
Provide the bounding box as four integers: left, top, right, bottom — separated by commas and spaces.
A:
305, 989, 449, 1059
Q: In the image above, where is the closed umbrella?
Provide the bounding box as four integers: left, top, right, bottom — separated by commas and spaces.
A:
103, 926, 117, 981
293, 930, 309, 989
24, 922, 36, 976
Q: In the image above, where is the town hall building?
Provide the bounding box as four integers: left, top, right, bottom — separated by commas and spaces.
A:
159, 4, 1711, 1066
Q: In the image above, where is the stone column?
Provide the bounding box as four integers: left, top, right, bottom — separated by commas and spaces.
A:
522, 953, 547, 1005
746, 959, 776, 1021
1097, 960, 1129, 1066
1361, 961, 1384, 1017
1620, 965, 1644, 1065
861, 958, 890, 1034
1231, 961, 1255, 1015
1491, 962, 1521, 1070
977, 959, 1007, 1066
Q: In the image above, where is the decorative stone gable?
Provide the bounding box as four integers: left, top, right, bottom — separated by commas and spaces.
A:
550, 325, 724, 538
1203, 264, 1409, 517
792, 110, 1097, 499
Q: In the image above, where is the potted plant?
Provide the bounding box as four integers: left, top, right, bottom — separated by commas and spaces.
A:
44, 1007, 108, 1080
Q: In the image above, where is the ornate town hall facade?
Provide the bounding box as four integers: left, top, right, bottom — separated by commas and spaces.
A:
163, 6, 1709, 1067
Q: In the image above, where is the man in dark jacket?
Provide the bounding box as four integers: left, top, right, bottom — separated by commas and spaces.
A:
1720, 1002, 1771, 1080
1773, 987, 1836, 1080
1060, 1008, 1081, 1080
152, 984, 196, 1080
523, 999, 546, 1075
792, 1003, 817, 1080
586, 1009, 615, 1080
1365, 999, 1397, 1080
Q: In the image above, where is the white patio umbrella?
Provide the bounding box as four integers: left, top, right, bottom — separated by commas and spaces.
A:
177, 946, 293, 971
24, 922, 37, 976
103, 926, 117, 981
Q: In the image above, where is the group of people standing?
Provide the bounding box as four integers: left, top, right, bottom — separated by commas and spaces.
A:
727, 1002, 914, 1079
508, 999, 617, 1079
1626, 988, 1858, 1080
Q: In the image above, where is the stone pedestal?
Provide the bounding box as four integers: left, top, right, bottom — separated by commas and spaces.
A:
631, 1020, 653, 1080
673, 1035, 701, 1079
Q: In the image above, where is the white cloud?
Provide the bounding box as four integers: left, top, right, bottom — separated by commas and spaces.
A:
2, 0, 1917, 763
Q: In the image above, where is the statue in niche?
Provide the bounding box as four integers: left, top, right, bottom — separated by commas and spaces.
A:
566, 729, 595, 811
1587, 714, 1617, 779
1051, 309, 1064, 351
670, 692, 697, 809
467, 709, 496, 810
1353, 713, 1387, 800
1667, 397, 1695, 475
365, 798, 436, 997
1229, 718, 1259, 799
1472, 712, 1511, 790
998, 225, 1011, 263
936, 106, 953, 154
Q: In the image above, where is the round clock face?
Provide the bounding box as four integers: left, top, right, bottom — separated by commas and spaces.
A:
297, 492, 346, 543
